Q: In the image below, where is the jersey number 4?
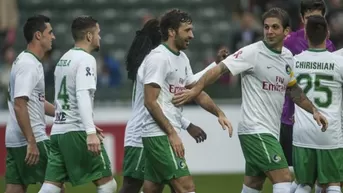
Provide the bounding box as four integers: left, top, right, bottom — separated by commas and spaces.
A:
296, 74, 333, 108
57, 76, 70, 110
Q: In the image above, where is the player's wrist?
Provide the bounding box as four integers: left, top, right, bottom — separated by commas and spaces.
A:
86, 128, 97, 135
27, 136, 37, 144
216, 110, 226, 118
312, 106, 318, 114
166, 128, 177, 136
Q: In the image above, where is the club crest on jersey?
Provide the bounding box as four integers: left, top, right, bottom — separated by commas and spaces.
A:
179, 78, 185, 84
285, 64, 292, 75
38, 93, 45, 102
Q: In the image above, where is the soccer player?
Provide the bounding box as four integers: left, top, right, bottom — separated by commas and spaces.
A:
280, 1, 335, 192
120, 18, 228, 193
292, 15, 343, 193
5, 15, 56, 193
140, 9, 232, 193
38, 16, 117, 193
280, 0, 335, 183
172, 8, 328, 193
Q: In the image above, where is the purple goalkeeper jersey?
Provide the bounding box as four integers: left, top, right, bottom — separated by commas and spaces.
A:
281, 29, 336, 125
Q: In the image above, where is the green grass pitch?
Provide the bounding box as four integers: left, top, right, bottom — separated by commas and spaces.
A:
0, 174, 274, 193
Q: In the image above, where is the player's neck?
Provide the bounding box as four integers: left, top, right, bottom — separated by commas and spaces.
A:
26, 43, 45, 60
308, 42, 326, 51
74, 42, 92, 53
262, 40, 282, 53
162, 41, 180, 55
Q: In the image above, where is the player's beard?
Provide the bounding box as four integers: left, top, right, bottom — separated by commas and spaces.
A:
93, 45, 100, 52
174, 34, 187, 51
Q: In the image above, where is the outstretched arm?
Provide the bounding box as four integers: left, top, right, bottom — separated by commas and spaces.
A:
286, 83, 328, 131
285, 83, 317, 114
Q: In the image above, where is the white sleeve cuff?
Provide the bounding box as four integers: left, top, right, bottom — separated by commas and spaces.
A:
76, 90, 96, 134
193, 62, 217, 81
181, 117, 191, 130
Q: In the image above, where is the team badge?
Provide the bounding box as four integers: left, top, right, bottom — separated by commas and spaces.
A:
272, 154, 282, 163
285, 64, 292, 75
179, 160, 187, 169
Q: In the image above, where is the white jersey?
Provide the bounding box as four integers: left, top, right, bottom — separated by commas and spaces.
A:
333, 48, 343, 56
138, 44, 196, 137
51, 48, 97, 135
124, 81, 190, 147
333, 48, 343, 147
124, 61, 216, 147
5, 51, 48, 147
293, 49, 343, 149
222, 41, 296, 138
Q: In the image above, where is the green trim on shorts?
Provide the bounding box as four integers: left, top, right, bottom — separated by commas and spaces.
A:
142, 135, 190, 184
5, 140, 50, 185
239, 133, 288, 177
45, 131, 112, 186
122, 146, 145, 180
293, 146, 343, 184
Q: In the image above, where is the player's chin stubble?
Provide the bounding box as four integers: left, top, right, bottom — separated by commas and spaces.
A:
175, 39, 186, 50
94, 46, 100, 52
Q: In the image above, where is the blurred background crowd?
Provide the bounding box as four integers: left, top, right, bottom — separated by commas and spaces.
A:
0, 0, 342, 109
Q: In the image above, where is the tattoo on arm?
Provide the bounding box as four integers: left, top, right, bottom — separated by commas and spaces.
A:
286, 84, 316, 114
199, 62, 229, 88
218, 62, 229, 75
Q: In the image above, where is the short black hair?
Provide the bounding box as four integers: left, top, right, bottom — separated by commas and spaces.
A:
160, 9, 192, 41
305, 15, 328, 46
126, 19, 161, 81
71, 15, 98, 42
300, 0, 326, 17
262, 7, 291, 29
23, 15, 50, 43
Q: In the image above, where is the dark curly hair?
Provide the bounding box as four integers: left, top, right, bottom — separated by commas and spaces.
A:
126, 19, 161, 81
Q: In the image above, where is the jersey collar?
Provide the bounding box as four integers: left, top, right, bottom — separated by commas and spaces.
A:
71, 47, 88, 53
162, 43, 180, 56
307, 48, 327, 52
262, 40, 282, 54
24, 50, 42, 62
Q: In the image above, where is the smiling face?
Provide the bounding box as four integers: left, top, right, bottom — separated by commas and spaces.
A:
173, 22, 194, 50
263, 17, 290, 49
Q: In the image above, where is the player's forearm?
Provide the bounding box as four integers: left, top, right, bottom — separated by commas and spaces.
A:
44, 101, 55, 117
193, 62, 216, 81
144, 100, 176, 135
14, 99, 36, 144
194, 91, 225, 117
76, 90, 96, 134
193, 63, 227, 95
180, 117, 191, 130
286, 84, 317, 114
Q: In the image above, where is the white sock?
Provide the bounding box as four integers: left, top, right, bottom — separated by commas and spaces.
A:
97, 179, 117, 193
241, 184, 261, 193
273, 182, 292, 193
294, 184, 311, 193
326, 186, 341, 193
314, 184, 323, 193
38, 183, 62, 193
314, 184, 322, 193
290, 181, 298, 193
